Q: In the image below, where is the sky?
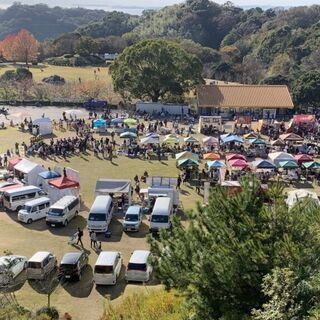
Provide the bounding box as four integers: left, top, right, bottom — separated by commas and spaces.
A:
0, 0, 318, 13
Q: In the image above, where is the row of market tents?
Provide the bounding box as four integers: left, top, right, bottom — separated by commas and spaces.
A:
8, 158, 80, 203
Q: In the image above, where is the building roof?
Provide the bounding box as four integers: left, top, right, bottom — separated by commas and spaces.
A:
196, 85, 294, 109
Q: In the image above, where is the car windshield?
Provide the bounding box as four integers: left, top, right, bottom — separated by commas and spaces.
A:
125, 214, 139, 222
22, 205, 32, 213
127, 263, 147, 271
151, 215, 169, 223
95, 265, 113, 274
89, 213, 106, 221
48, 208, 64, 216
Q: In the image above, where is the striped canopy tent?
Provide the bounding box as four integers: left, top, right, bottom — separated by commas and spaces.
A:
203, 153, 220, 160
244, 132, 258, 139
279, 160, 299, 169
226, 154, 246, 161
279, 133, 303, 142
177, 158, 199, 168
249, 138, 266, 145
251, 159, 276, 169
294, 154, 313, 165
302, 161, 320, 169
268, 152, 295, 166
184, 136, 200, 144
120, 132, 137, 139
271, 139, 285, 146
175, 151, 199, 161
207, 160, 226, 168
228, 159, 248, 169
203, 136, 219, 146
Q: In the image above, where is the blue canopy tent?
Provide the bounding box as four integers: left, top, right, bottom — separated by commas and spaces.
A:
38, 170, 61, 179
251, 159, 276, 169
222, 135, 244, 144
207, 160, 226, 168
93, 119, 107, 129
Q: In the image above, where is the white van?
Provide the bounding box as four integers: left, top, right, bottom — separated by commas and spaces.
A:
94, 251, 122, 285
18, 197, 51, 224
26, 251, 57, 280
3, 186, 46, 211
46, 196, 80, 227
87, 196, 113, 233
149, 197, 173, 233
125, 250, 152, 283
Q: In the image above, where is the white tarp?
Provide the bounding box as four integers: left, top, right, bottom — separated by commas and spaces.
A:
286, 189, 320, 208
65, 168, 80, 183
46, 185, 80, 204
95, 179, 131, 204
136, 102, 189, 115
33, 117, 53, 136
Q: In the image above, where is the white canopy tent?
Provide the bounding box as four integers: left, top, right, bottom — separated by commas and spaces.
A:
14, 159, 46, 186
268, 152, 295, 167
32, 117, 53, 136
286, 189, 320, 208
140, 136, 160, 145
95, 179, 131, 206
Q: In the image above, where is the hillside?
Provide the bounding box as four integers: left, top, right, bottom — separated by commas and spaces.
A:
0, 3, 107, 41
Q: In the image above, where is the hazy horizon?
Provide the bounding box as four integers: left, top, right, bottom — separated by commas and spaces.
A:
0, 0, 318, 14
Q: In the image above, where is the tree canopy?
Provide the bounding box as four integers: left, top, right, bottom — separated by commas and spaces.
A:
149, 177, 320, 319
110, 39, 203, 102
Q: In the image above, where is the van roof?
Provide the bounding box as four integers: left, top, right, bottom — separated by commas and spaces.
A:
51, 196, 77, 209
24, 197, 50, 207
5, 185, 40, 195
126, 205, 141, 215
152, 197, 172, 216
95, 251, 119, 266
91, 195, 112, 212
28, 251, 51, 262
129, 250, 150, 264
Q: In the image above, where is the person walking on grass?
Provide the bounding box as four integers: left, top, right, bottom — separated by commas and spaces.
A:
76, 227, 84, 247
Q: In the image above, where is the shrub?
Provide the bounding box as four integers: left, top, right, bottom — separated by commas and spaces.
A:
36, 306, 59, 320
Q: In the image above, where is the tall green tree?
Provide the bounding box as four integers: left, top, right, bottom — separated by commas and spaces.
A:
149, 177, 320, 319
110, 39, 203, 102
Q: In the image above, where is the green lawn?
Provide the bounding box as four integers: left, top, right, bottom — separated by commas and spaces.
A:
0, 126, 201, 319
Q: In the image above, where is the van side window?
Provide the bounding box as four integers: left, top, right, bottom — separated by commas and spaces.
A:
31, 206, 38, 212
114, 256, 119, 267
27, 192, 36, 199
45, 202, 50, 208
43, 256, 49, 267
108, 203, 113, 214
68, 198, 79, 211
39, 204, 46, 210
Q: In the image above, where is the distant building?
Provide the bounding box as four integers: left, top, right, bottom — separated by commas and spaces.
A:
196, 84, 294, 119
103, 53, 119, 61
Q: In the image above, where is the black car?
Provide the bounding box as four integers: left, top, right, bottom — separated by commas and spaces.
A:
59, 252, 88, 281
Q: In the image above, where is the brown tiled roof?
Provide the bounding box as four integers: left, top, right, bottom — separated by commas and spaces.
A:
197, 85, 294, 109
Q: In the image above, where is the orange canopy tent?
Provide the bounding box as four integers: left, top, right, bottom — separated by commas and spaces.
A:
203, 153, 220, 160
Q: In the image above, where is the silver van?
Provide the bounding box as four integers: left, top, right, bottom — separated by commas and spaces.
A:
26, 251, 57, 280
46, 196, 80, 227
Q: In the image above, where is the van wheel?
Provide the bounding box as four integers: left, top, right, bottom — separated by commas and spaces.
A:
17, 206, 22, 212
64, 220, 68, 227
27, 219, 33, 224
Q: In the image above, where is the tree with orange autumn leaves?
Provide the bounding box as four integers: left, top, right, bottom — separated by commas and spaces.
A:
0, 29, 39, 64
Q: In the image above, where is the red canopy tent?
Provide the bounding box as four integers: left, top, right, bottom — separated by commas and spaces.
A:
293, 115, 316, 125
228, 159, 249, 168
7, 158, 22, 171
48, 177, 80, 189
294, 154, 313, 165
226, 154, 246, 161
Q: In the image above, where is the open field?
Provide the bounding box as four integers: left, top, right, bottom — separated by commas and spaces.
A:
0, 64, 112, 84
0, 116, 201, 319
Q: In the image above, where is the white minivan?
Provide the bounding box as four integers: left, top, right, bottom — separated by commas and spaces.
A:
26, 251, 57, 280
87, 196, 113, 233
18, 197, 51, 224
46, 196, 80, 227
94, 251, 122, 285
125, 250, 152, 283
3, 186, 46, 211
149, 197, 173, 233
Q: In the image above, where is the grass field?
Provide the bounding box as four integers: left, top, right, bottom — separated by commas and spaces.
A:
0, 121, 201, 319
0, 64, 112, 84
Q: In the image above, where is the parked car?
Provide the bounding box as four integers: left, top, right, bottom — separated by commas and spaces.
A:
94, 251, 122, 285
26, 251, 57, 280
123, 206, 142, 232
125, 250, 152, 283
0, 255, 27, 285
18, 197, 51, 224
59, 252, 88, 281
